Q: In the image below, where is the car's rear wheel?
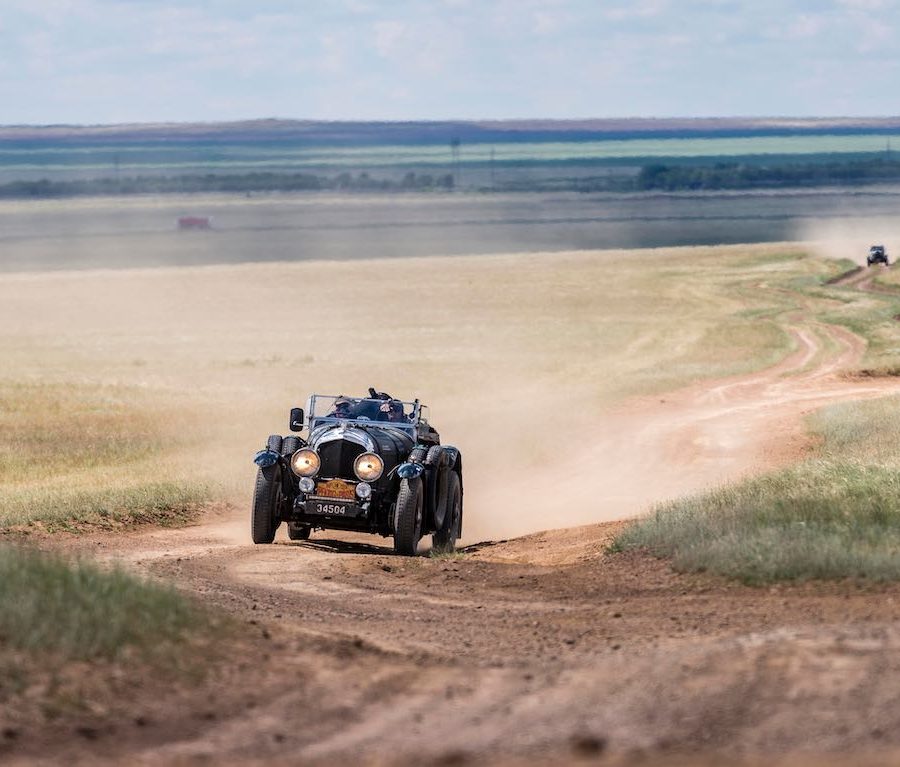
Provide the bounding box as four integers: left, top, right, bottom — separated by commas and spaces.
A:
251, 465, 283, 544
432, 471, 461, 554
288, 523, 311, 540
393, 477, 423, 556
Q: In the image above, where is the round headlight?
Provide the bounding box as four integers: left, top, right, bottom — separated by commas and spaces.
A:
298, 477, 315, 494
356, 482, 372, 500
291, 448, 320, 477
353, 452, 384, 482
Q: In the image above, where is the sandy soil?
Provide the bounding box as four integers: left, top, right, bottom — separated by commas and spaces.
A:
7, 294, 900, 767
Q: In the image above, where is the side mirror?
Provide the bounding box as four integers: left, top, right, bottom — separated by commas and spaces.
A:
289, 407, 304, 431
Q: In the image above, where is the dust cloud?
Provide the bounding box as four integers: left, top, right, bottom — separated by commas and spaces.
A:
797, 217, 900, 265
0, 245, 660, 544
0, 262, 790, 547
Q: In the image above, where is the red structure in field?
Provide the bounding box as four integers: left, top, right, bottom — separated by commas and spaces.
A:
177, 216, 212, 230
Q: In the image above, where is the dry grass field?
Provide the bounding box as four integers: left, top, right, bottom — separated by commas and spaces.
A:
7, 194, 900, 765
0, 230, 830, 540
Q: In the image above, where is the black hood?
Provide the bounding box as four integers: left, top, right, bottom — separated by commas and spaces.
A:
309, 423, 415, 480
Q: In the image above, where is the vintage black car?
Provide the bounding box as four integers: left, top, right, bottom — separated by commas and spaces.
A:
251, 389, 463, 555
867, 245, 889, 266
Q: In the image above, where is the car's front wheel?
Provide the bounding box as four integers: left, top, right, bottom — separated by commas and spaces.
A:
393, 477, 423, 556
251, 466, 283, 544
432, 471, 461, 554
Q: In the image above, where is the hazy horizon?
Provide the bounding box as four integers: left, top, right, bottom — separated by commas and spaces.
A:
5, 115, 900, 131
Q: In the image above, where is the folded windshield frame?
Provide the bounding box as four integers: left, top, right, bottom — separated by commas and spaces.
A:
306, 394, 424, 433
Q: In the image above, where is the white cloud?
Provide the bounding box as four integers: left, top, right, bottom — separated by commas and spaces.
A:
785, 13, 826, 39
852, 13, 892, 52
605, 0, 670, 22
373, 20, 407, 57
318, 34, 346, 74
343, 0, 378, 13
532, 9, 569, 35
836, 0, 885, 9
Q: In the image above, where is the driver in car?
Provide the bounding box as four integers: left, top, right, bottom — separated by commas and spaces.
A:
378, 400, 406, 423
329, 397, 354, 418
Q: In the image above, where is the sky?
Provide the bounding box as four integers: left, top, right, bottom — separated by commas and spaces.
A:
0, 0, 897, 125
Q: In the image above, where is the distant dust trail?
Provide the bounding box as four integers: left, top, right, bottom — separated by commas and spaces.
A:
799, 217, 900, 266
462, 320, 900, 542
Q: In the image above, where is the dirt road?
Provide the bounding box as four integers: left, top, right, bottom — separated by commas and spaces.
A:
472, 314, 894, 540
12, 300, 900, 765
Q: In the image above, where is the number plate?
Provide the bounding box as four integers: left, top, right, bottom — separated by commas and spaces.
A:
306, 499, 361, 517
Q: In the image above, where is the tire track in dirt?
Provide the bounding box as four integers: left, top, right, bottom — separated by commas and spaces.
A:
827, 262, 897, 295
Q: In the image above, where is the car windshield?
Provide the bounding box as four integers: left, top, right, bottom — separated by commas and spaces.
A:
307, 395, 424, 431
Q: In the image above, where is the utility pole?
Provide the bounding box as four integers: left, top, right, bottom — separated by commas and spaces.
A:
451, 137, 461, 190
490, 147, 496, 191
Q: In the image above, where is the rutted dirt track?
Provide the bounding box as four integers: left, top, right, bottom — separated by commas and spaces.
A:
18, 312, 900, 765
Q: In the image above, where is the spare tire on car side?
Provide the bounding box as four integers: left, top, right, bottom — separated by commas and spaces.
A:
432, 471, 462, 554
282, 436, 302, 456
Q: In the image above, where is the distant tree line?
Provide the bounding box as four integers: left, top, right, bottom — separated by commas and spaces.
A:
5, 157, 900, 198
635, 157, 900, 191
0, 171, 454, 199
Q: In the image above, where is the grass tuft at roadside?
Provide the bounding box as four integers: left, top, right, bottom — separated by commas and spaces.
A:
613, 395, 900, 583
0, 544, 221, 662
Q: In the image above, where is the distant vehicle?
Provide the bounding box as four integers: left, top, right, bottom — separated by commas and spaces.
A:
177, 216, 211, 230
250, 389, 463, 556
867, 245, 889, 266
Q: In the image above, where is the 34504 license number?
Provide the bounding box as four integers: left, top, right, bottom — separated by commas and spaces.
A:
309, 501, 352, 516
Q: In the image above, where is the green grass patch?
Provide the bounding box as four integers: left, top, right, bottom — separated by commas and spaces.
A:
810, 272, 900, 374
0, 544, 218, 661
0, 480, 210, 530
428, 548, 468, 561
809, 396, 900, 462
613, 396, 900, 584
613, 462, 900, 583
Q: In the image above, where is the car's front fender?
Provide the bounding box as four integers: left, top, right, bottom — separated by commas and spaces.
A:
396, 462, 425, 479
253, 449, 281, 469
